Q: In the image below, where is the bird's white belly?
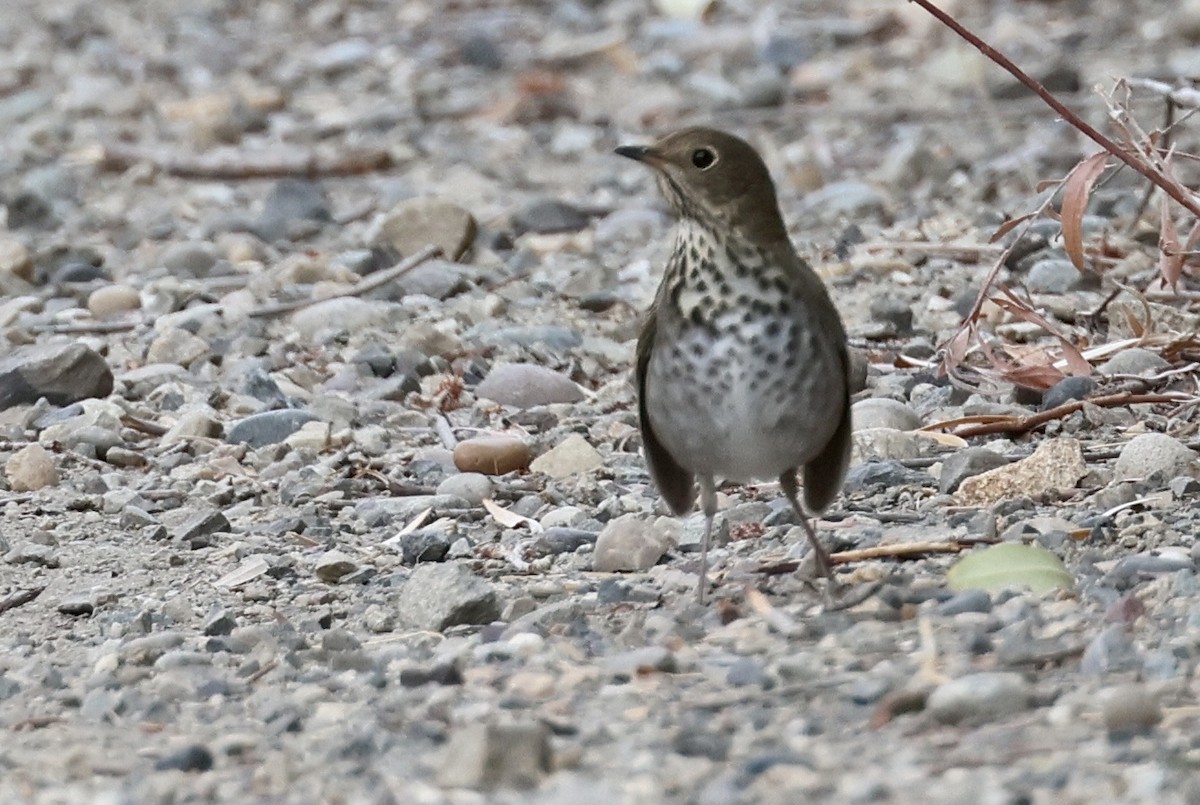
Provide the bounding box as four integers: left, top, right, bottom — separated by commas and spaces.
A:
644, 321, 839, 483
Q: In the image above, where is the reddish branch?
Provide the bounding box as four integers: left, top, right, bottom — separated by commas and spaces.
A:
908, 0, 1200, 219
929, 391, 1191, 438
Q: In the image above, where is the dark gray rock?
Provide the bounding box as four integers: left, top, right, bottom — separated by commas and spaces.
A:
257, 179, 331, 241
939, 447, 1010, 494
0, 343, 113, 410
394, 562, 500, 631
226, 409, 320, 447
513, 199, 589, 234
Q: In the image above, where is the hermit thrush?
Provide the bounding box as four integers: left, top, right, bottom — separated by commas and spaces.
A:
616, 127, 853, 604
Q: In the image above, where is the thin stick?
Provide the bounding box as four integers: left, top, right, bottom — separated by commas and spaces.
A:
756, 541, 971, 574
908, 0, 1200, 219
935, 391, 1193, 438
247, 244, 442, 318
0, 586, 45, 615
96, 143, 394, 180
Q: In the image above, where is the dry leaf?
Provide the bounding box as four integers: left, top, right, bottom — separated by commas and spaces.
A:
482, 498, 544, 533
214, 555, 269, 589
1159, 194, 1184, 290
1060, 152, 1110, 271
989, 211, 1038, 243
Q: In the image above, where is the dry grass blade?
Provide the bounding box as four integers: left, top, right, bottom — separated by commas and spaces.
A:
991, 289, 1092, 376
989, 211, 1039, 243
1060, 152, 1110, 271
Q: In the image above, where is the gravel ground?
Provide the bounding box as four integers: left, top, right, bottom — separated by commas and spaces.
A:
4, 1, 1200, 802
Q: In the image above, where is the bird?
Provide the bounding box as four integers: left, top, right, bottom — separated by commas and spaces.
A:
615, 127, 853, 604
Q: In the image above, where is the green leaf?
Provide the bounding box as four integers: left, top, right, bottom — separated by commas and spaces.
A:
946, 543, 1074, 594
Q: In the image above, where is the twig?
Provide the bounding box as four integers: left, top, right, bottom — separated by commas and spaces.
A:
95, 143, 394, 179
245, 659, 279, 684
756, 541, 972, 575
0, 586, 45, 615
247, 245, 442, 318
908, 0, 1200, 219
927, 391, 1193, 438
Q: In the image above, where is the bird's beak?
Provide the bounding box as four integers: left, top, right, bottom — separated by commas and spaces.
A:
615, 144, 662, 166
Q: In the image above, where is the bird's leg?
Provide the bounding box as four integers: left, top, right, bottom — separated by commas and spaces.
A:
779, 473, 835, 581
696, 475, 717, 605
780, 472, 881, 610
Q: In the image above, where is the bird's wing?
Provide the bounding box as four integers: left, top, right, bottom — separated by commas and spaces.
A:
636, 309, 696, 515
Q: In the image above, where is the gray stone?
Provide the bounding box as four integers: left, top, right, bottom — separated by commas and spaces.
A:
314, 550, 359, 583
939, 447, 1010, 494
850, 398, 921, 432
375, 198, 476, 261
0, 343, 113, 410
844, 460, 931, 492
1102, 685, 1162, 735
146, 328, 210, 366
394, 562, 500, 631
1025, 258, 1088, 293
1115, 433, 1198, 480
226, 410, 321, 448
593, 514, 678, 572
1098, 348, 1171, 377
356, 495, 471, 527
257, 179, 331, 241
3, 543, 59, 567
160, 242, 218, 278
513, 199, 588, 234
927, 672, 1031, 724
475, 363, 584, 408
935, 589, 992, 616
172, 509, 231, 543
1040, 376, 1095, 410
435, 473, 494, 505
602, 646, 677, 677
868, 297, 914, 337
398, 531, 452, 565
852, 428, 923, 462
530, 433, 603, 478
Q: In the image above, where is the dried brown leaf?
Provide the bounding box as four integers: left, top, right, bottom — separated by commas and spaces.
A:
991, 290, 1091, 376
1159, 194, 1184, 290
989, 211, 1038, 243
1061, 152, 1110, 271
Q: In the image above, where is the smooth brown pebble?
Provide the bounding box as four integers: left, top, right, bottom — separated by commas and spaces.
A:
453, 436, 531, 475
88, 284, 142, 318
1102, 685, 1162, 735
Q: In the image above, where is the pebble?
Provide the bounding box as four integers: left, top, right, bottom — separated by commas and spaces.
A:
375, 198, 476, 261
160, 242, 218, 278
154, 744, 215, 772
513, 199, 589, 234
798, 181, 889, 219
956, 438, 1086, 505
592, 514, 679, 572
146, 328, 210, 366
5, 443, 59, 491
87, 284, 141, 318
1025, 258, 1089, 293
226, 410, 321, 448
1040, 376, 1095, 410
172, 509, 231, 544
939, 447, 1010, 494
475, 363, 584, 408
530, 433, 603, 478
0, 238, 33, 281
394, 563, 500, 631
435, 473, 494, 505
1102, 685, 1162, 736
0, 343, 114, 409
397, 530, 452, 564
850, 398, 921, 432
436, 722, 550, 790
313, 550, 358, 583
260, 187, 329, 245
453, 436, 531, 475
1098, 348, 1171, 377
927, 672, 1032, 724
1114, 433, 1198, 481
851, 428, 924, 462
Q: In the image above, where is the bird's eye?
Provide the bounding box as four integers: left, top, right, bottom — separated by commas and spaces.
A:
691, 148, 717, 170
